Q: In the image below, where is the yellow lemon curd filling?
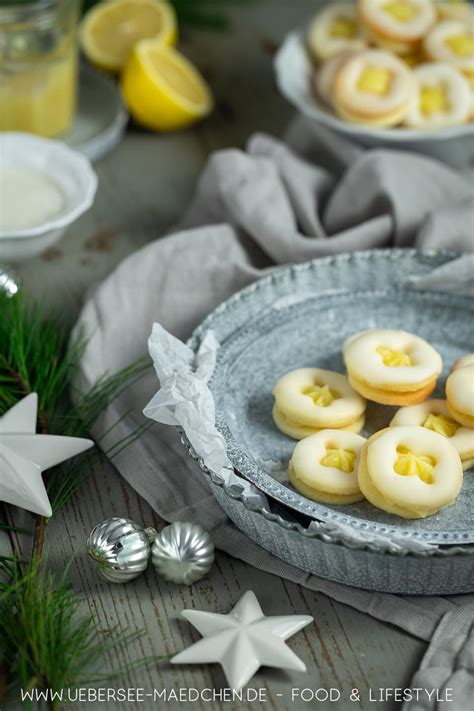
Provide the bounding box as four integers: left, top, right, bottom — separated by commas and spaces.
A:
329, 17, 359, 38
377, 347, 413, 367
321, 448, 357, 473
423, 413, 460, 438
394, 445, 435, 484
420, 84, 450, 115
303, 384, 340, 407
382, 1, 418, 22
445, 33, 474, 56
357, 67, 393, 95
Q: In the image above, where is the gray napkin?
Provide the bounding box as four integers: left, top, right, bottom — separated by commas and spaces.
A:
76, 118, 474, 707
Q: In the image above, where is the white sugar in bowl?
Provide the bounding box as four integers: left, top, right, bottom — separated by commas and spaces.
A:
0, 133, 98, 261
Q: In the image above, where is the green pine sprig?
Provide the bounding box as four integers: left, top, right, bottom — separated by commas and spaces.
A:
0, 291, 151, 514
0, 293, 84, 426
0, 558, 169, 709
0, 290, 160, 705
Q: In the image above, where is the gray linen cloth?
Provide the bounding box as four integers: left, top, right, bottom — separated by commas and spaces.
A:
76, 118, 474, 708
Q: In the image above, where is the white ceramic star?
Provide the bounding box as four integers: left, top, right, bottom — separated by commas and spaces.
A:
171, 590, 313, 690
0, 393, 93, 517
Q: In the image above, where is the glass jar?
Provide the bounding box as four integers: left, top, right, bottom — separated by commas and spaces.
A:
0, 0, 80, 137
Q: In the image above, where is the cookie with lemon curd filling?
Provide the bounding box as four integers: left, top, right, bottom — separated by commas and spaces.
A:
343, 329, 442, 405
357, 0, 437, 55
357, 426, 463, 519
307, 3, 367, 62
404, 62, 471, 127
315, 50, 358, 106
451, 353, 474, 371
332, 49, 415, 127
390, 399, 474, 470
289, 430, 366, 504
272, 404, 365, 440
468, 74, 474, 119
446, 364, 474, 428
436, 0, 473, 22
272, 368, 366, 438
424, 20, 474, 75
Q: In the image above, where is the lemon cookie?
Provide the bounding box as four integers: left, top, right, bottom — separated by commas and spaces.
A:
357, 0, 437, 55
332, 49, 415, 127
272, 405, 365, 440
424, 20, 474, 75
358, 426, 463, 519
390, 399, 474, 469
308, 4, 367, 62
343, 329, 442, 405
272, 368, 366, 440
289, 430, 366, 504
315, 50, 357, 106
452, 353, 474, 371
436, 0, 473, 22
446, 364, 474, 428
468, 73, 474, 119
404, 62, 471, 127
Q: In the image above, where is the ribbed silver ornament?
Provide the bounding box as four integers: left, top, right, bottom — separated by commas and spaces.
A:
0, 266, 19, 297
87, 517, 156, 583
151, 522, 215, 585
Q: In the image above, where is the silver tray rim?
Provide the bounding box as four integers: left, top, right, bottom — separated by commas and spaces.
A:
179, 430, 474, 558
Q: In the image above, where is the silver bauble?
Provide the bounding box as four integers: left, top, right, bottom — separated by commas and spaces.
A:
151, 522, 215, 585
87, 517, 156, 583
0, 266, 19, 297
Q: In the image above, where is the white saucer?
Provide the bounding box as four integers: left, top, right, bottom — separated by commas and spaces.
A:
63, 64, 128, 163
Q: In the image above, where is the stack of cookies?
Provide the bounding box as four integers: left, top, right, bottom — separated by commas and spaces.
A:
272, 367, 367, 438
307, 1, 474, 128
272, 328, 474, 520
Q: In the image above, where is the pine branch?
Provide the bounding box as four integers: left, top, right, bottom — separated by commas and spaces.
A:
0, 291, 155, 702
0, 558, 169, 708
0, 291, 151, 527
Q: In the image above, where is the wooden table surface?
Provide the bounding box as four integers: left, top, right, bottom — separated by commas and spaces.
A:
2, 2, 427, 708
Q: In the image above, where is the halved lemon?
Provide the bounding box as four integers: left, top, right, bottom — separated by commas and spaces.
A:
121, 40, 214, 131
80, 0, 177, 73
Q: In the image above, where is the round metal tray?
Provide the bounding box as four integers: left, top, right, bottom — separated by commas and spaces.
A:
184, 250, 474, 594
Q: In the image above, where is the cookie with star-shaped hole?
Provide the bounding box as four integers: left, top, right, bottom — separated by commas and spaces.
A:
289, 429, 366, 504
357, 426, 463, 519
272, 368, 366, 440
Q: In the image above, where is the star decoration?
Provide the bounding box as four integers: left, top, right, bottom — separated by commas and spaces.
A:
0, 393, 93, 517
172, 590, 313, 690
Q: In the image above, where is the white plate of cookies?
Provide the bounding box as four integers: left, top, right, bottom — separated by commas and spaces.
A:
275, 1, 474, 164
203, 250, 474, 545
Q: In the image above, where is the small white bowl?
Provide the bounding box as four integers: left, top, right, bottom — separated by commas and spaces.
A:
0, 132, 98, 261
275, 32, 474, 169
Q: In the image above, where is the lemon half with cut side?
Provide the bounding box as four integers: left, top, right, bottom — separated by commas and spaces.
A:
121, 41, 214, 131
80, 0, 177, 73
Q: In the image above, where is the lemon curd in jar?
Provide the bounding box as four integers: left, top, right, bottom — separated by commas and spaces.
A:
0, 1, 79, 137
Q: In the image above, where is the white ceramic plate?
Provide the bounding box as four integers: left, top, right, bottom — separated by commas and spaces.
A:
62, 64, 128, 163
0, 133, 97, 260
274, 31, 474, 168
